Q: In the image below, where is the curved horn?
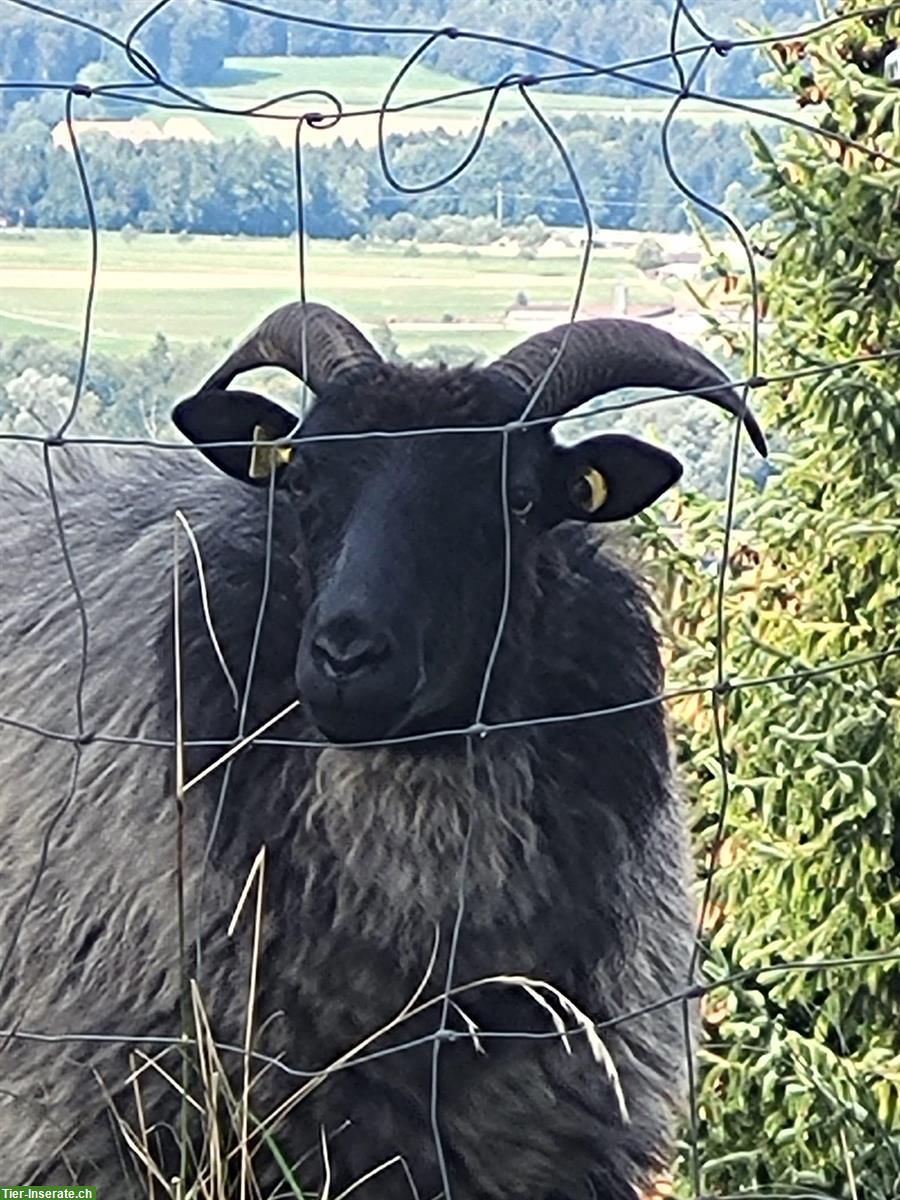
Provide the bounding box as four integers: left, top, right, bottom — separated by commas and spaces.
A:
201, 301, 382, 396
488, 318, 767, 456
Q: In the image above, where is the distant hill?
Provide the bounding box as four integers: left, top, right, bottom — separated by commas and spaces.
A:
1, 1, 818, 102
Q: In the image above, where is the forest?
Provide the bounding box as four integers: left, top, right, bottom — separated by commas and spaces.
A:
2, 0, 816, 96
0, 109, 766, 235
0, 0, 818, 237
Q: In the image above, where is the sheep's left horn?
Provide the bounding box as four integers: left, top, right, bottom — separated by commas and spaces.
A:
487, 318, 767, 456
201, 301, 382, 396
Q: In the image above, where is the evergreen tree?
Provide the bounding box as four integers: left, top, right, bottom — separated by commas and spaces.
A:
656, 3, 900, 1194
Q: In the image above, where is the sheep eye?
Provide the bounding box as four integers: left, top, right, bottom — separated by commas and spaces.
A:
508, 491, 535, 519
569, 468, 608, 514
285, 458, 308, 494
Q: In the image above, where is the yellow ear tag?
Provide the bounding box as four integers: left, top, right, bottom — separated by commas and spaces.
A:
571, 467, 608, 514
249, 424, 294, 480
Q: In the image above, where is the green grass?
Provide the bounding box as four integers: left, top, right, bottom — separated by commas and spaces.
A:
0, 228, 681, 359
204, 55, 489, 116
192, 54, 794, 137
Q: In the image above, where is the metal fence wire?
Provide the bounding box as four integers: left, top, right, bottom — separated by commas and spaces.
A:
0, 1, 898, 1197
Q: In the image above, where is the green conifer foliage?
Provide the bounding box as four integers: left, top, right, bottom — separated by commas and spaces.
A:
656, 4, 900, 1195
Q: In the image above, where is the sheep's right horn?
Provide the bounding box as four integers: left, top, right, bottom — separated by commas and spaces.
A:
201, 301, 382, 396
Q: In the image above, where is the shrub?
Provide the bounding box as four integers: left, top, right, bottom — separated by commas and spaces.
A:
633, 237, 665, 271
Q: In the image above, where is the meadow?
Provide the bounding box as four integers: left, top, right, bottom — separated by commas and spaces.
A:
142, 54, 794, 145
0, 228, 682, 359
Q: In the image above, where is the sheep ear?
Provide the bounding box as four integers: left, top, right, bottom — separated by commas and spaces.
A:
172, 389, 299, 485
552, 433, 683, 523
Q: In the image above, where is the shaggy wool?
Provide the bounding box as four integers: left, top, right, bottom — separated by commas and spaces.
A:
0, 441, 695, 1200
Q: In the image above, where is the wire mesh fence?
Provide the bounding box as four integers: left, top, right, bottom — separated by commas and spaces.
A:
0, 1, 898, 1197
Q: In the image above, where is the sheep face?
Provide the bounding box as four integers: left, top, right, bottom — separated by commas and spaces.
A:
293, 426, 519, 741
175, 365, 681, 742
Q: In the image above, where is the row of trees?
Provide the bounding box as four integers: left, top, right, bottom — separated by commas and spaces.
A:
2, 0, 814, 101
0, 0, 228, 92
0, 333, 215, 441
0, 110, 767, 236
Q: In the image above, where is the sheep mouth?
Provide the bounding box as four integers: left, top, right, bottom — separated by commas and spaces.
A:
310, 700, 416, 747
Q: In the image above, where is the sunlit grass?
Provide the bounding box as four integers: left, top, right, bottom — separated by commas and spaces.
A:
0, 228, 681, 358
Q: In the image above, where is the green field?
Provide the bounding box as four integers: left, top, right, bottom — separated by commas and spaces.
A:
0, 229, 682, 359
203, 55, 794, 123
177, 55, 793, 141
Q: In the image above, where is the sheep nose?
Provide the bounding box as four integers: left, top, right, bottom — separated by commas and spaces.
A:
311, 617, 392, 680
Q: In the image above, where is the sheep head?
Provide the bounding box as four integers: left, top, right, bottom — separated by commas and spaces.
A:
173, 302, 765, 742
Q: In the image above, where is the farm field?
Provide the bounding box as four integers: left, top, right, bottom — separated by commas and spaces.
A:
131, 54, 795, 145
0, 228, 684, 359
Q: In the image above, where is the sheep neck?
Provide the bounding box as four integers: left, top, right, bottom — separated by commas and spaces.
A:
296, 740, 545, 948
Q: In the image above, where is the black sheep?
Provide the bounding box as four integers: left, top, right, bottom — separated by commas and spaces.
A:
0, 304, 764, 1198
